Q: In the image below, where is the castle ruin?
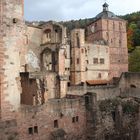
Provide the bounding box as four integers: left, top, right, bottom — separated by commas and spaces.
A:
0, 0, 140, 140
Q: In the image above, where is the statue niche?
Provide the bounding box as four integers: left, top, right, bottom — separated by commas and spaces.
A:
41, 48, 58, 72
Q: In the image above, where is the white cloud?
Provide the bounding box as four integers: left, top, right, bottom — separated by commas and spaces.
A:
24, 0, 140, 21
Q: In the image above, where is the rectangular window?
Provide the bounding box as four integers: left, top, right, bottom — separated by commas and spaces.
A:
54, 120, 58, 128
119, 39, 121, 46
93, 58, 98, 64
28, 127, 33, 135
76, 116, 79, 122
72, 117, 76, 123
85, 49, 87, 53
77, 58, 80, 64
98, 73, 102, 78
100, 58, 105, 64
81, 49, 84, 53
86, 60, 89, 64
34, 126, 38, 134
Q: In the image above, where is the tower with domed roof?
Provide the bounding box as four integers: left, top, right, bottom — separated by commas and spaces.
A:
86, 3, 128, 79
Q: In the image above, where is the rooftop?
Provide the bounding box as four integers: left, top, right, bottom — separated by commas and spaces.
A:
95, 3, 120, 20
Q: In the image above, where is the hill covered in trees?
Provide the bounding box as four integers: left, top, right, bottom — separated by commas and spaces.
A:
120, 12, 140, 52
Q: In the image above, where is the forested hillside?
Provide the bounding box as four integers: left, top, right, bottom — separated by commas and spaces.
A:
121, 12, 140, 72
120, 12, 140, 52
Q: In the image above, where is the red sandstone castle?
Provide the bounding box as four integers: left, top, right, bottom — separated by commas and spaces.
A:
0, 1, 136, 140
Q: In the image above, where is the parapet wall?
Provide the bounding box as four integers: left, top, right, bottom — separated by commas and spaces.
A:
68, 72, 140, 100
68, 85, 120, 100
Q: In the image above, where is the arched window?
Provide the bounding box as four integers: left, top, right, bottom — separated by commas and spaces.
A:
43, 29, 51, 43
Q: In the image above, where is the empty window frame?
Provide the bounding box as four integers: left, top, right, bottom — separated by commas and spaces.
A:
28, 127, 33, 135
54, 120, 59, 128
100, 58, 105, 64
76, 116, 79, 122
93, 58, 98, 64
34, 126, 38, 134
77, 58, 80, 64
98, 73, 102, 78
72, 117, 76, 123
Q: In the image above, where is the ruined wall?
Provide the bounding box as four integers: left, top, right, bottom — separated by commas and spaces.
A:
0, 0, 24, 120
0, 119, 18, 140
45, 72, 60, 99
86, 95, 140, 140
68, 85, 120, 101
0, 98, 86, 140
20, 73, 38, 105
42, 22, 64, 44
23, 26, 42, 72
17, 98, 86, 140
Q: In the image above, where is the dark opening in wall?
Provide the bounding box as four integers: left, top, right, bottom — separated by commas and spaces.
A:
111, 111, 116, 122
85, 96, 90, 105
100, 58, 105, 64
34, 126, 38, 134
60, 113, 64, 118
54, 120, 58, 128
98, 73, 102, 78
76, 116, 79, 122
13, 18, 18, 23
93, 58, 98, 64
67, 82, 71, 87
28, 127, 33, 135
72, 117, 76, 123
130, 84, 136, 88
77, 58, 80, 64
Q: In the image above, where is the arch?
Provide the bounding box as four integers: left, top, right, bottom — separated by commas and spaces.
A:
40, 47, 58, 72
43, 29, 51, 44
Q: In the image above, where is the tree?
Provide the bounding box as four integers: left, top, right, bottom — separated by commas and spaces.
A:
129, 47, 140, 72
133, 29, 140, 46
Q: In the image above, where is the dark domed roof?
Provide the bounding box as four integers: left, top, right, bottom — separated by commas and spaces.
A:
96, 11, 118, 19
95, 3, 119, 20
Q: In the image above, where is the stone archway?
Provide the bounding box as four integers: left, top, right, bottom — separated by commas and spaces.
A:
40, 47, 59, 72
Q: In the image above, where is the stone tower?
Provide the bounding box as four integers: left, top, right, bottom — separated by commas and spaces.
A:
86, 3, 128, 79
0, 0, 24, 120
70, 29, 86, 85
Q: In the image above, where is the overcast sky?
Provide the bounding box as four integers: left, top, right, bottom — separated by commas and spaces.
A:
24, 0, 140, 21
